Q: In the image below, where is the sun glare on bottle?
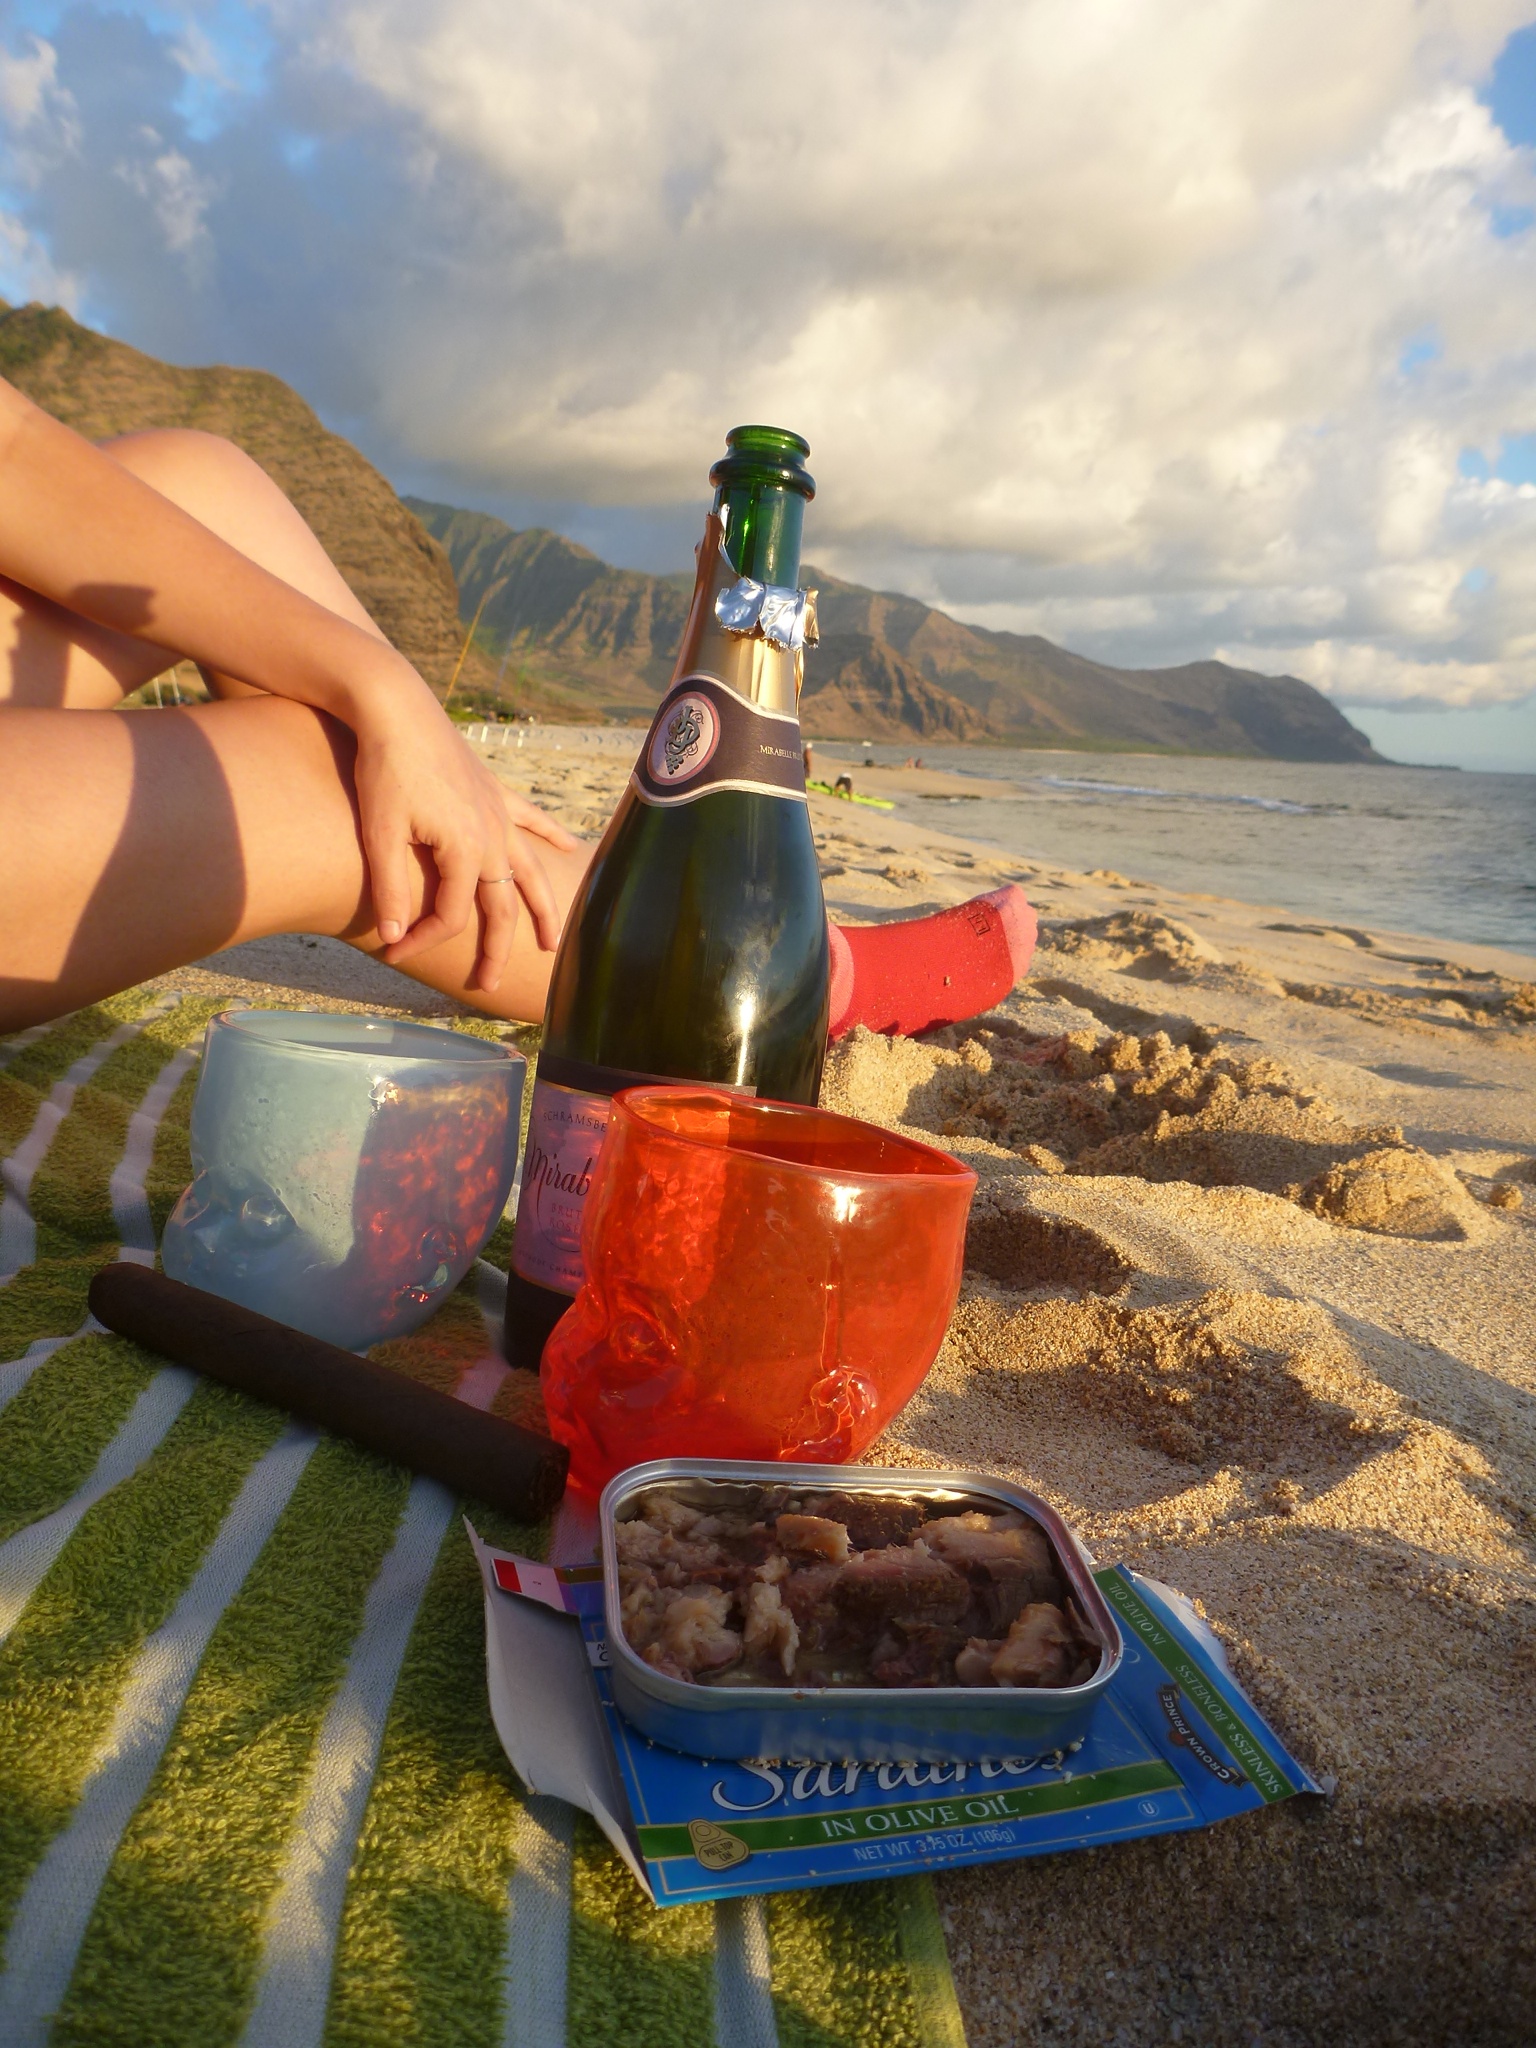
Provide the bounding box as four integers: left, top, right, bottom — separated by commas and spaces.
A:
733, 993, 759, 1088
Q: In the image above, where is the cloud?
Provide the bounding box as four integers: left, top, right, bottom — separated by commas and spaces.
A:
0, 31, 72, 131
0, 28, 80, 170
3, 0, 1536, 709
1214, 637, 1535, 708
0, 27, 83, 303
0, 205, 81, 306
112, 126, 217, 261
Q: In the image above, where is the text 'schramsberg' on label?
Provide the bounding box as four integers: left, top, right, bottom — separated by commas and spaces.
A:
632, 674, 805, 808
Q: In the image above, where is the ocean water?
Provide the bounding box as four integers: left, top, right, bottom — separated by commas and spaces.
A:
813, 744, 1536, 956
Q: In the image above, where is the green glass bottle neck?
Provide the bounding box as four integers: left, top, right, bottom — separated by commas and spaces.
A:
713, 481, 805, 587
709, 425, 814, 587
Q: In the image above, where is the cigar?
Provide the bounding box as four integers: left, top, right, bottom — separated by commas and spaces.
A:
89, 1263, 568, 1521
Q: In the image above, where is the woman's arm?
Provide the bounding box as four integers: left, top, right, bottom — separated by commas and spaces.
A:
0, 378, 576, 989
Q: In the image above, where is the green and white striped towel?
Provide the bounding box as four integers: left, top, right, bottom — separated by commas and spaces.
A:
0, 990, 968, 2047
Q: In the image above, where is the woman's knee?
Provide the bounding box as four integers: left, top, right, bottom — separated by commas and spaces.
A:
99, 426, 272, 501
96, 427, 382, 641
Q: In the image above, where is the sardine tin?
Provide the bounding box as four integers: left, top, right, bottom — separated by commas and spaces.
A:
598, 1458, 1123, 1764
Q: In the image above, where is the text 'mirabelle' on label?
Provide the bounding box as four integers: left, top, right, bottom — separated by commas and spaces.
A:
510, 1079, 611, 1294
632, 673, 806, 809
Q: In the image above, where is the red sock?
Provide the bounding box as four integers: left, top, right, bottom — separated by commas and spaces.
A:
827, 885, 1037, 1040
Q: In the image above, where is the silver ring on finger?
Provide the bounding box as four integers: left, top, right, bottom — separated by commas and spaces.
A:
483, 873, 517, 885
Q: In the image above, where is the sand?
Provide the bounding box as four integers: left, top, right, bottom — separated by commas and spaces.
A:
178, 726, 1536, 2045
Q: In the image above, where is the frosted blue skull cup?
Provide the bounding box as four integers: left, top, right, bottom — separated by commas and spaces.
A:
162, 1011, 524, 1349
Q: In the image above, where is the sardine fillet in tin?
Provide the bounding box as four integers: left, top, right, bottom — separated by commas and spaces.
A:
599, 1458, 1123, 1764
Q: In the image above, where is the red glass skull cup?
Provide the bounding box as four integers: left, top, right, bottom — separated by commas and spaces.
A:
541, 1087, 977, 1493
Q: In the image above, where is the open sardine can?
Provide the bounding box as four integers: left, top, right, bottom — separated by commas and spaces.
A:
597, 1458, 1122, 1764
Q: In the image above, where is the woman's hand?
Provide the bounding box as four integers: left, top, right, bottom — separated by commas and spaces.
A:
349, 671, 579, 990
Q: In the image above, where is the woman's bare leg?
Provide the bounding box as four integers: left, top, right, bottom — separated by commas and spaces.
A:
0, 696, 587, 1032
0, 572, 178, 707
0, 427, 388, 710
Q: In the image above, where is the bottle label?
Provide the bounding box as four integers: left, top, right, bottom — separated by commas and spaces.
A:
511, 1062, 760, 1295
632, 674, 806, 808
511, 1079, 612, 1294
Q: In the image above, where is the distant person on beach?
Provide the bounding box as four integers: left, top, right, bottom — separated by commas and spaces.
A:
0, 378, 1033, 1036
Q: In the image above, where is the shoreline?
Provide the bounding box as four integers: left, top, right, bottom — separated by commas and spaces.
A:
806, 740, 1535, 959
456, 712, 1536, 775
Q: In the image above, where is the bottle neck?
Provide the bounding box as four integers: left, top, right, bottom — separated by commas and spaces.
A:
708, 424, 814, 588
672, 514, 804, 715
714, 481, 804, 586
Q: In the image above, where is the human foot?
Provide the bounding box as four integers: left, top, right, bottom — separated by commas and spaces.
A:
828, 884, 1037, 1039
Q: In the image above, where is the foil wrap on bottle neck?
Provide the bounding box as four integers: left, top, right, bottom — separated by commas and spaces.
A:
714, 563, 820, 653
675, 518, 815, 710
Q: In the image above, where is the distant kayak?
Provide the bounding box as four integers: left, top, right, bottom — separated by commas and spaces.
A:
806, 779, 895, 810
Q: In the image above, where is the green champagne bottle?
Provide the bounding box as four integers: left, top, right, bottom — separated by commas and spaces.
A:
504, 426, 829, 1368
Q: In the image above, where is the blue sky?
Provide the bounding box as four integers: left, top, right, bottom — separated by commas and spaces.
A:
2, 2, 1535, 771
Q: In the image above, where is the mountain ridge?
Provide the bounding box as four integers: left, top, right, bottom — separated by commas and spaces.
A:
408, 497, 1383, 761
0, 296, 1381, 760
